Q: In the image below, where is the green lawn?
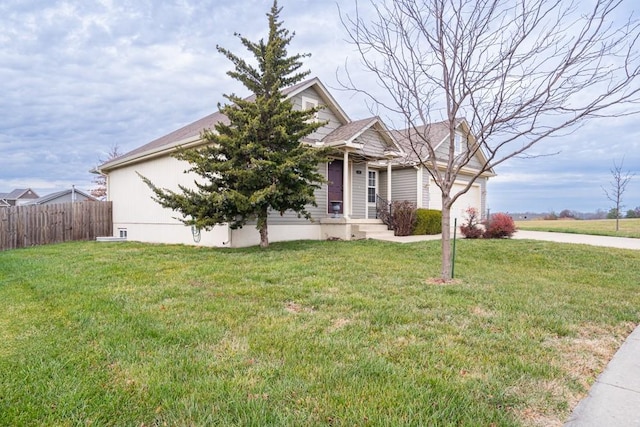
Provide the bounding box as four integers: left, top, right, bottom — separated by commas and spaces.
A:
1, 239, 639, 426
516, 218, 640, 238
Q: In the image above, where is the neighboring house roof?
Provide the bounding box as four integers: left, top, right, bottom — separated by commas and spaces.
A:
25, 188, 98, 205
0, 188, 39, 201
0, 188, 40, 206
99, 77, 352, 172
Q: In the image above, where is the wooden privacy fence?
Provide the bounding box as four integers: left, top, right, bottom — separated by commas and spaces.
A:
0, 201, 112, 251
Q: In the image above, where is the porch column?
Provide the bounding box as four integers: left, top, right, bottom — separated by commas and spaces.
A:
386, 161, 392, 202
343, 150, 350, 219
365, 164, 369, 220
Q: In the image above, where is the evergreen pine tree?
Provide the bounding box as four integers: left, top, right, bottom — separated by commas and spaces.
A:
141, 0, 328, 248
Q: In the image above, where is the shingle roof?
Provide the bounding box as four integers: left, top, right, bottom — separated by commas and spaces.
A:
391, 120, 458, 164
108, 110, 229, 166
0, 188, 39, 200
25, 188, 98, 205
103, 78, 331, 170
322, 117, 379, 144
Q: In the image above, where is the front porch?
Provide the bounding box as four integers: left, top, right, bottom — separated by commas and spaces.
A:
320, 116, 403, 222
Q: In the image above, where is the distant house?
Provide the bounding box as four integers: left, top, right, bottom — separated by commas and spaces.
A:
0, 188, 39, 207
97, 77, 495, 247
25, 188, 98, 205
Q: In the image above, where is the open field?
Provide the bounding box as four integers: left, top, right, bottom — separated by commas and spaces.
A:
1, 239, 639, 426
516, 218, 640, 238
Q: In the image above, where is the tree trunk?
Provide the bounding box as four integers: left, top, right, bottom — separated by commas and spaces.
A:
440, 204, 452, 280
257, 214, 269, 248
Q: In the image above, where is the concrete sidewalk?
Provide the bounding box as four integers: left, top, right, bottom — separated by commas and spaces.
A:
565, 326, 640, 426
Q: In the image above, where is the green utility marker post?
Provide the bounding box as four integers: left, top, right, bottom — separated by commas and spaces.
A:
451, 218, 457, 279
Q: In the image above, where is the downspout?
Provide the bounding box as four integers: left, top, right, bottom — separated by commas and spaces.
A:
222, 225, 233, 247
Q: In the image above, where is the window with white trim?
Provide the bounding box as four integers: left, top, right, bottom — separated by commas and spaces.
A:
301, 96, 319, 122
454, 132, 463, 155
367, 171, 377, 203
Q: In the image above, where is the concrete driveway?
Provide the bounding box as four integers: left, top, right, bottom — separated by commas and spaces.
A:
513, 230, 640, 250
375, 230, 640, 250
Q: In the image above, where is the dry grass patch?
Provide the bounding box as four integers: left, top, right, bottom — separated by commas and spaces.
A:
545, 322, 634, 389
328, 318, 351, 332
284, 301, 315, 314
426, 277, 463, 285
471, 305, 495, 318
509, 322, 637, 426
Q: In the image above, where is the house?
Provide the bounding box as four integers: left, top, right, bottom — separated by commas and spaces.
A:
384, 119, 495, 221
25, 187, 99, 205
0, 188, 39, 207
97, 77, 494, 247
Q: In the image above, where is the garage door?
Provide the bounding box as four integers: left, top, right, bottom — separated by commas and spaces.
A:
429, 179, 481, 221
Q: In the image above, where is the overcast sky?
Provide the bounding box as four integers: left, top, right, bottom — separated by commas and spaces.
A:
1, 0, 639, 214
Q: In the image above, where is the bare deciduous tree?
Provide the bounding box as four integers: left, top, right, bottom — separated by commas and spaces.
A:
603, 158, 635, 231
91, 144, 121, 200
340, 0, 640, 280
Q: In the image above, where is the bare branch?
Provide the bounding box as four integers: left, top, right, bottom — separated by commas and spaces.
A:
340, 0, 640, 279
602, 157, 635, 230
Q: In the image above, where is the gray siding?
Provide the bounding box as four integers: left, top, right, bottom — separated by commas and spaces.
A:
435, 132, 483, 169
435, 134, 452, 161
466, 151, 483, 169
391, 167, 417, 203
351, 162, 367, 219
292, 87, 343, 140
376, 169, 389, 219
355, 127, 388, 158
421, 167, 430, 208
379, 170, 388, 200
267, 163, 328, 224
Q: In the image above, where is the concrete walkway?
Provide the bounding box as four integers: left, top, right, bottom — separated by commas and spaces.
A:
374, 229, 640, 249
513, 230, 640, 250
373, 230, 640, 425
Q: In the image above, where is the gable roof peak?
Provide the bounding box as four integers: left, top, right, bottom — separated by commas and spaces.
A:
99, 76, 350, 172
2, 188, 39, 200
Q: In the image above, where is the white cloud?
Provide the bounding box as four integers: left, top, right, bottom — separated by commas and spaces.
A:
0, 0, 638, 212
